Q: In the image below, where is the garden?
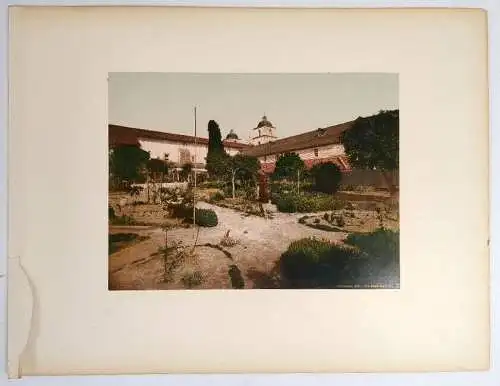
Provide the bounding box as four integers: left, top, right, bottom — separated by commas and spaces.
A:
108, 111, 400, 290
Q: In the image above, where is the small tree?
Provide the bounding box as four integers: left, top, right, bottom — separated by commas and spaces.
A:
206, 152, 231, 180
109, 145, 150, 186
341, 109, 399, 196
228, 154, 260, 199
272, 152, 305, 193
311, 162, 342, 194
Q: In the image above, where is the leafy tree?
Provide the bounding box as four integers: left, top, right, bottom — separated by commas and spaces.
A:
228, 154, 260, 199
206, 152, 231, 179
341, 109, 399, 195
109, 145, 150, 185
311, 162, 342, 194
273, 152, 305, 180
272, 152, 305, 193
207, 120, 225, 155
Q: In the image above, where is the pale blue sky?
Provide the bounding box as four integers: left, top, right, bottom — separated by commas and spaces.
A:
108, 73, 398, 140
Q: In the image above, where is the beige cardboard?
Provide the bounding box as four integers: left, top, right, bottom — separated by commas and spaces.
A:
7, 6, 489, 376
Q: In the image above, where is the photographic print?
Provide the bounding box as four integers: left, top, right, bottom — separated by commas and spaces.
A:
108, 73, 399, 290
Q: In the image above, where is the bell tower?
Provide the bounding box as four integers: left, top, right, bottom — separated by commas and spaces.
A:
250, 115, 277, 146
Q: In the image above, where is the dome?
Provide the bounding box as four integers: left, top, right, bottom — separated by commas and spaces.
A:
226, 129, 239, 140
256, 115, 274, 128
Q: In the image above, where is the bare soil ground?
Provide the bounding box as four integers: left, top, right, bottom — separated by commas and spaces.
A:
108, 194, 399, 290
299, 207, 399, 234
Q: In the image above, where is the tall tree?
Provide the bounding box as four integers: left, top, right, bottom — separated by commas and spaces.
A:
206, 120, 228, 179
341, 109, 399, 195
109, 145, 150, 185
207, 120, 225, 155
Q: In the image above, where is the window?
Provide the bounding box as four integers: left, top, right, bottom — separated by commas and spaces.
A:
314, 148, 319, 157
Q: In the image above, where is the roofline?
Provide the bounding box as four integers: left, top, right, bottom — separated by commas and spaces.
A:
242, 120, 354, 157
109, 124, 251, 149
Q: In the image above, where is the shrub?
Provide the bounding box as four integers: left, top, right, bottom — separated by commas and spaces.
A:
210, 191, 225, 202
169, 203, 193, 219
311, 162, 342, 194
195, 208, 218, 227
279, 237, 360, 288
181, 270, 203, 288
344, 228, 399, 263
275, 195, 298, 213
275, 192, 346, 213
344, 228, 400, 280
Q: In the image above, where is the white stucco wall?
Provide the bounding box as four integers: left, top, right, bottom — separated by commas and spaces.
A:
258, 143, 345, 163
139, 138, 243, 164
139, 139, 208, 164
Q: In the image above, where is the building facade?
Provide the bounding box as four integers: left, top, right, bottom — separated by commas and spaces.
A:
242, 119, 354, 174
109, 124, 250, 170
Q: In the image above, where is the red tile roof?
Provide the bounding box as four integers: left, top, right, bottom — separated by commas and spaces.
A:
242, 120, 354, 158
109, 124, 252, 150
260, 155, 351, 175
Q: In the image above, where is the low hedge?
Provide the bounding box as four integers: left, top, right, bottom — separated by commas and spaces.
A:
194, 208, 218, 227
279, 238, 360, 288
279, 228, 400, 288
344, 228, 400, 271
274, 192, 346, 213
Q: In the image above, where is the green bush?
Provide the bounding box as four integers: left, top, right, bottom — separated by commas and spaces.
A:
275, 192, 345, 213
210, 191, 225, 202
345, 228, 399, 264
195, 208, 218, 227
279, 237, 360, 288
280, 229, 400, 288
169, 203, 193, 219
108, 206, 116, 220
311, 162, 342, 194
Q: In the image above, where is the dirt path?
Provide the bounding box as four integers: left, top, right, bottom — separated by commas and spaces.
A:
109, 202, 347, 290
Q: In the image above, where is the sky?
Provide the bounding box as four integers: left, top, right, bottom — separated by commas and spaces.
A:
108, 73, 398, 140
